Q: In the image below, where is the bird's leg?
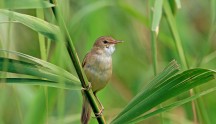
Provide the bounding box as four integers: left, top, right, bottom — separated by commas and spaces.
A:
94, 93, 104, 117
81, 82, 92, 91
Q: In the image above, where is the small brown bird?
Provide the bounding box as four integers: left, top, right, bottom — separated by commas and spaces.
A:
81, 36, 122, 124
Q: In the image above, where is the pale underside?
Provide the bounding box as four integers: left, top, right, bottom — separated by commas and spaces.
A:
82, 45, 114, 92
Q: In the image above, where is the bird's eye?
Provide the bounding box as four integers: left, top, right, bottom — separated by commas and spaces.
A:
103, 40, 108, 44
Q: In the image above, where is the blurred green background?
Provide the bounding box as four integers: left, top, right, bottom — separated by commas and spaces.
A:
0, 0, 216, 124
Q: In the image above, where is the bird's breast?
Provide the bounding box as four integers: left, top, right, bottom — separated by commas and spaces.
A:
83, 54, 112, 92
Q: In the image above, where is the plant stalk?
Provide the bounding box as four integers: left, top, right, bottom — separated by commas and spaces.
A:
50, 1, 106, 123
163, 1, 200, 124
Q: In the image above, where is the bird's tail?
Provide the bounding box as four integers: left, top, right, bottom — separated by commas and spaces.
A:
81, 95, 91, 124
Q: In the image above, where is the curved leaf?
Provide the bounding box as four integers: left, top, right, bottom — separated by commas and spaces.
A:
111, 61, 216, 124
0, 9, 60, 40
0, 78, 77, 89
0, 57, 81, 89
0, 49, 80, 83
130, 87, 216, 123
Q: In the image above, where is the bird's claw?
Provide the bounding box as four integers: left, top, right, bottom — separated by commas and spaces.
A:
94, 108, 104, 118
81, 82, 92, 91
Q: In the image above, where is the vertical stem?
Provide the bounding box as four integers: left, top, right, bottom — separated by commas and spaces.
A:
163, 1, 188, 69
64, 29, 106, 124
149, 0, 162, 123
36, 9, 47, 60
163, 1, 199, 124
36, 8, 49, 124
151, 32, 157, 76
51, 1, 106, 123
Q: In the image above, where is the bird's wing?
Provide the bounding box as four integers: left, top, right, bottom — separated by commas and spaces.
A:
82, 52, 90, 67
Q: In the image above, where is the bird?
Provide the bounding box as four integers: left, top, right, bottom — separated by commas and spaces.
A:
81, 36, 122, 124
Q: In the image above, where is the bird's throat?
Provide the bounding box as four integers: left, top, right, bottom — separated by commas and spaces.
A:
104, 45, 115, 56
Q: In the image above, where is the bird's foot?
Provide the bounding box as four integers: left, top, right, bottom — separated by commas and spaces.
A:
94, 108, 104, 118
81, 82, 92, 91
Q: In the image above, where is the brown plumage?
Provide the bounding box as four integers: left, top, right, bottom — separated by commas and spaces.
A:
81, 36, 122, 124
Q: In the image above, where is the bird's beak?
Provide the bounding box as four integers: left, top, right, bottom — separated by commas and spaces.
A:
111, 40, 124, 44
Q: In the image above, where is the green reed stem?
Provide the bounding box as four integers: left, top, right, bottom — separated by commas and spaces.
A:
51, 1, 106, 123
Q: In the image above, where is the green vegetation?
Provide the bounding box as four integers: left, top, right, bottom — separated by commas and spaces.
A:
0, 0, 215, 124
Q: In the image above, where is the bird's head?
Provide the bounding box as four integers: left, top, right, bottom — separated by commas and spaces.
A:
93, 36, 123, 55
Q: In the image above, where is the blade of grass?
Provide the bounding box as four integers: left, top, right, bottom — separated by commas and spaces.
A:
36, 8, 47, 60
130, 86, 216, 123
0, 9, 60, 40
0, 49, 79, 83
163, 1, 187, 69
35, 8, 50, 124
163, 1, 200, 123
151, 0, 163, 123
111, 65, 216, 123
168, 0, 181, 15
56, 0, 106, 123
0, 57, 81, 89
0, 0, 54, 9
150, 0, 163, 75
1, 78, 77, 89
111, 60, 179, 123
151, 0, 163, 31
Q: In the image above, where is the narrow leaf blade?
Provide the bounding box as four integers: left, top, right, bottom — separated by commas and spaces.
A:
0, 49, 80, 83
0, 78, 78, 89
111, 66, 216, 123
111, 60, 180, 123
130, 87, 216, 123
0, 9, 60, 40
0, 57, 81, 89
152, 0, 163, 31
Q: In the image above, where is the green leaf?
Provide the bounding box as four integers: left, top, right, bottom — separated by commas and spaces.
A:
168, 0, 181, 15
152, 0, 163, 31
168, 0, 177, 15
130, 87, 216, 123
0, 9, 60, 40
0, 78, 76, 89
0, 0, 54, 9
164, 0, 187, 68
0, 57, 81, 89
111, 61, 216, 124
0, 49, 79, 83
111, 60, 179, 123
